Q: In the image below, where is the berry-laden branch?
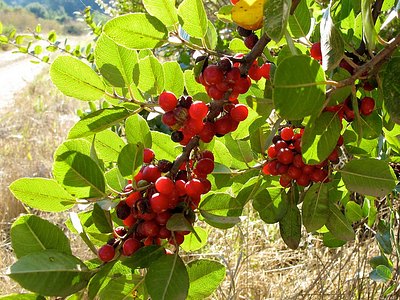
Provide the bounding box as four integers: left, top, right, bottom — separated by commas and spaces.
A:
336, 33, 400, 89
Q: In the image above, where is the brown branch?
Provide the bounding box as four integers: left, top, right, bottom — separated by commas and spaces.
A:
169, 136, 200, 176
239, 33, 271, 75
336, 33, 400, 89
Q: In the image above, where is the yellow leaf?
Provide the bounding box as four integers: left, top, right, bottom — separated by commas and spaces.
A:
231, 0, 265, 30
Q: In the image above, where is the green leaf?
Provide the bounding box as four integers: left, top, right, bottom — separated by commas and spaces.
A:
383, 57, 400, 124
320, 6, 344, 70
89, 130, 126, 164
143, 0, 178, 27
0, 294, 45, 300
216, 5, 233, 23
122, 246, 165, 269
326, 203, 355, 241
117, 143, 144, 179
68, 108, 130, 139
302, 183, 329, 232
231, 106, 263, 140
345, 201, 363, 222
323, 231, 346, 248
11, 215, 71, 258
53, 139, 106, 198
103, 13, 168, 49
253, 187, 288, 223
181, 227, 208, 252
50, 56, 105, 101
235, 176, 263, 206
301, 112, 341, 164
183, 70, 209, 102
163, 61, 184, 97
340, 158, 397, 197
137, 55, 165, 95
376, 221, 393, 254
151, 131, 181, 161
9, 178, 76, 212
177, 0, 208, 39
212, 141, 233, 167
125, 114, 152, 148
146, 254, 189, 300
95, 34, 138, 87
369, 265, 392, 283
288, 0, 311, 38
199, 193, 242, 229
273, 55, 326, 120
223, 134, 254, 166
204, 21, 217, 50
279, 203, 301, 250
351, 111, 382, 140
361, 0, 377, 51
186, 260, 225, 300
167, 213, 196, 233
92, 203, 113, 233
264, 0, 292, 42
7, 250, 91, 297
370, 255, 393, 270
105, 167, 126, 191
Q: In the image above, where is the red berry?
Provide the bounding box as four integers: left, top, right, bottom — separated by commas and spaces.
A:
169, 232, 185, 246
280, 127, 294, 141
287, 166, 302, 180
359, 97, 375, 116
231, 0, 239, 4
230, 104, 249, 122
138, 220, 159, 237
123, 214, 136, 227
279, 174, 292, 187
226, 67, 241, 84
126, 191, 141, 207
114, 226, 127, 238
185, 179, 204, 198
203, 65, 224, 85
155, 211, 172, 226
98, 244, 115, 262
248, 63, 262, 81
158, 226, 172, 239
267, 145, 277, 158
216, 81, 231, 92
296, 174, 311, 186
275, 140, 288, 152
150, 193, 170, 213
207, 85, 225, 100
215, 116, 233, 135
310, 42, 322, 60
339, 59, 354, 74
266, 160, 279, 176
233, 76, 251, 94
195, 158, 214, 175
162, 111, 177, 127
199, 122, 216, 143
200, 178, 212, 193
142, 165, 161, 183
259, 63, 271, 80
189, 101, 208, 120
185, 118, 204, 135
293, 154, 305, 168
122, 238, 141, 256
302, 165, 315, 175
159, 91, 178, 112
201, 150, 214, 161
310, 168, 328, 182
276, 163, 289, 175
143, 148, 155, 164
175, 179, 187, 196
155, 177, 175, 195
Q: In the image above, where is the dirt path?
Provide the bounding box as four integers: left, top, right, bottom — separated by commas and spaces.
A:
0, 50, 47, 110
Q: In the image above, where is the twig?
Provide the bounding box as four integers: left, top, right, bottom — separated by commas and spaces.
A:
290, 0, 302, 15
239, 33, 271, 75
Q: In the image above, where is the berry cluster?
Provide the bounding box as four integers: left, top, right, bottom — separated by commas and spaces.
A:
159, 91, 249, 144
98, 148, 215, 262
262, 126, 344, 188
324, 96, 375, 122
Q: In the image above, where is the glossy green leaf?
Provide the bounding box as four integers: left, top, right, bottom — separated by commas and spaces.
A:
9, 178, 76, 212
92, 203, 113, 233
125, 114, 152, 148
11, 215, 71, 258
177, 0, 207, 39
345, 201, 363, 222
151, 131, 181, 161
53, 139, 106, 198
361, 0, 377, 51
95, 34, 138, 87
68, 108, 130, 139
320, 5, 344, 70
351, 111, 382, 140
376, 221, 393, 254
326, 203, 355, 241
199, 193, 242, 229
183, 70, 209, 102
89, 130, 126, 164
204, 21, 217, 50
50, 56, 105, 101
273, 55, 326, 120
253, 187, 288, 224
181, 227, 208, 252
340, 158, 397, 197
187, 260, 225, 300
264, 0, 292, 42
163, 61, 184, 97
7, 250, 91, 297
103, 13, 168, 49
369, 265, 392, 283
167, 213, 196, 233
143, 0, 178, 27
383, 57, 400, 124
122, 246, 165, 269
137, 55, 164, 95
216, 5, 233, 23
212, 140, 233, 167
302, 112, 341, 164
323, 231, 346, 248
146, 255, 189, 300
105, 167, 126, 191
302, 183, 329, 232
279, 203, 301, 250
288, 0, 311, 38
117, 143, 144, 179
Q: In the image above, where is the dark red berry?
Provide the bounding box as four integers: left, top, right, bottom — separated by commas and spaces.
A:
230, 104, 249, 122
237, 26, 252, 37
169, 232, 185, 246
122, 238, 141, 256
196, 158, 214, 175
203, 65, 224, 85
162, 111, 177, 127
359, 97, 375, 116
142, 165, 161, 183
244, 33, 259, 49
287, 166, 302, 180
116, 201, 131, 220
157, 159, 173, 173
143, 148, 155, 164
98, 244, 115, 262
138, 220, 159, 237
171, 131, 184, 142
179, 95, 193, 108
279, 174, 292, 188
155, 211, 172, 226
199, 122, 216, 143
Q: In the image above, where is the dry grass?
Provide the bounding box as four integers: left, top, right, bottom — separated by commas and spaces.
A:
0, 70, 398, 299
